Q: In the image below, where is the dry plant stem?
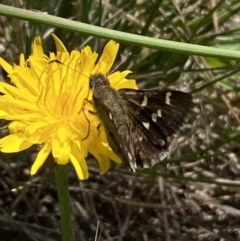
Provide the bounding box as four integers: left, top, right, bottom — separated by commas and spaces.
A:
158, 177, 170, 241
194, 56, 240, 125
55, 164, 74, 241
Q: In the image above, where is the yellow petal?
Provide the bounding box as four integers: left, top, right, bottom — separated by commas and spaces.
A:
0, 134, 32, 152
87, 136, 122, 174
52, 127, 70, 164
19, 54, 26, 68
0, 57, 14, 74
0, 82, 36, 103
70, 141, 89, 180
24, 121, 55, 143
8, 121, 25, 132
95, 154, 110, 175
32, 36, 44, 56
52, 34, 68, 53
93, 40, 119, 74
31, 143, 51, 175
109, 70, 137, 90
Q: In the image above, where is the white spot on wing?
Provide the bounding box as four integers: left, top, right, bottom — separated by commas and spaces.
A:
152, 113, 157, 122
128, 152, 136, 172
166, 92, 172, 105
150, 151, 169, 166
109, 112, 113, 120
139, 136, 143, 141
157, 109, 162, 117
160, 140, 165, 146
158, 151, 169, 161
128, 152, 132, 160
141, 95, 148, 107
142, 121, 150, 130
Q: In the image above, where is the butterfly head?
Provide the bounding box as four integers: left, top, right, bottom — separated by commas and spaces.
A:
89, 73, 110, 90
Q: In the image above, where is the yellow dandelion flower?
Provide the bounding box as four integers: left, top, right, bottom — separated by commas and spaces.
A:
0, 35, 137, 180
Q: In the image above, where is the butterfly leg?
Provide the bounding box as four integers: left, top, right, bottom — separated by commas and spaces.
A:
81, 98, 101, 140
81, 98, 93, 140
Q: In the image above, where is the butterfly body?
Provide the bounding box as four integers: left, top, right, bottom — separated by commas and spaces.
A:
90, 73, 192, 171
90, 74, 136, 170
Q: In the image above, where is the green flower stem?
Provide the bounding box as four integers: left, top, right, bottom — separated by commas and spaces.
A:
1, 4, 240, 60
55, 164, 74, 241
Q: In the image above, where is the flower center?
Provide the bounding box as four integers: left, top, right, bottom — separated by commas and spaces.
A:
55, 92, 74, 118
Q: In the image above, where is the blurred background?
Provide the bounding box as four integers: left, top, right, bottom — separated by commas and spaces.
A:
1, 0, 240, 240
